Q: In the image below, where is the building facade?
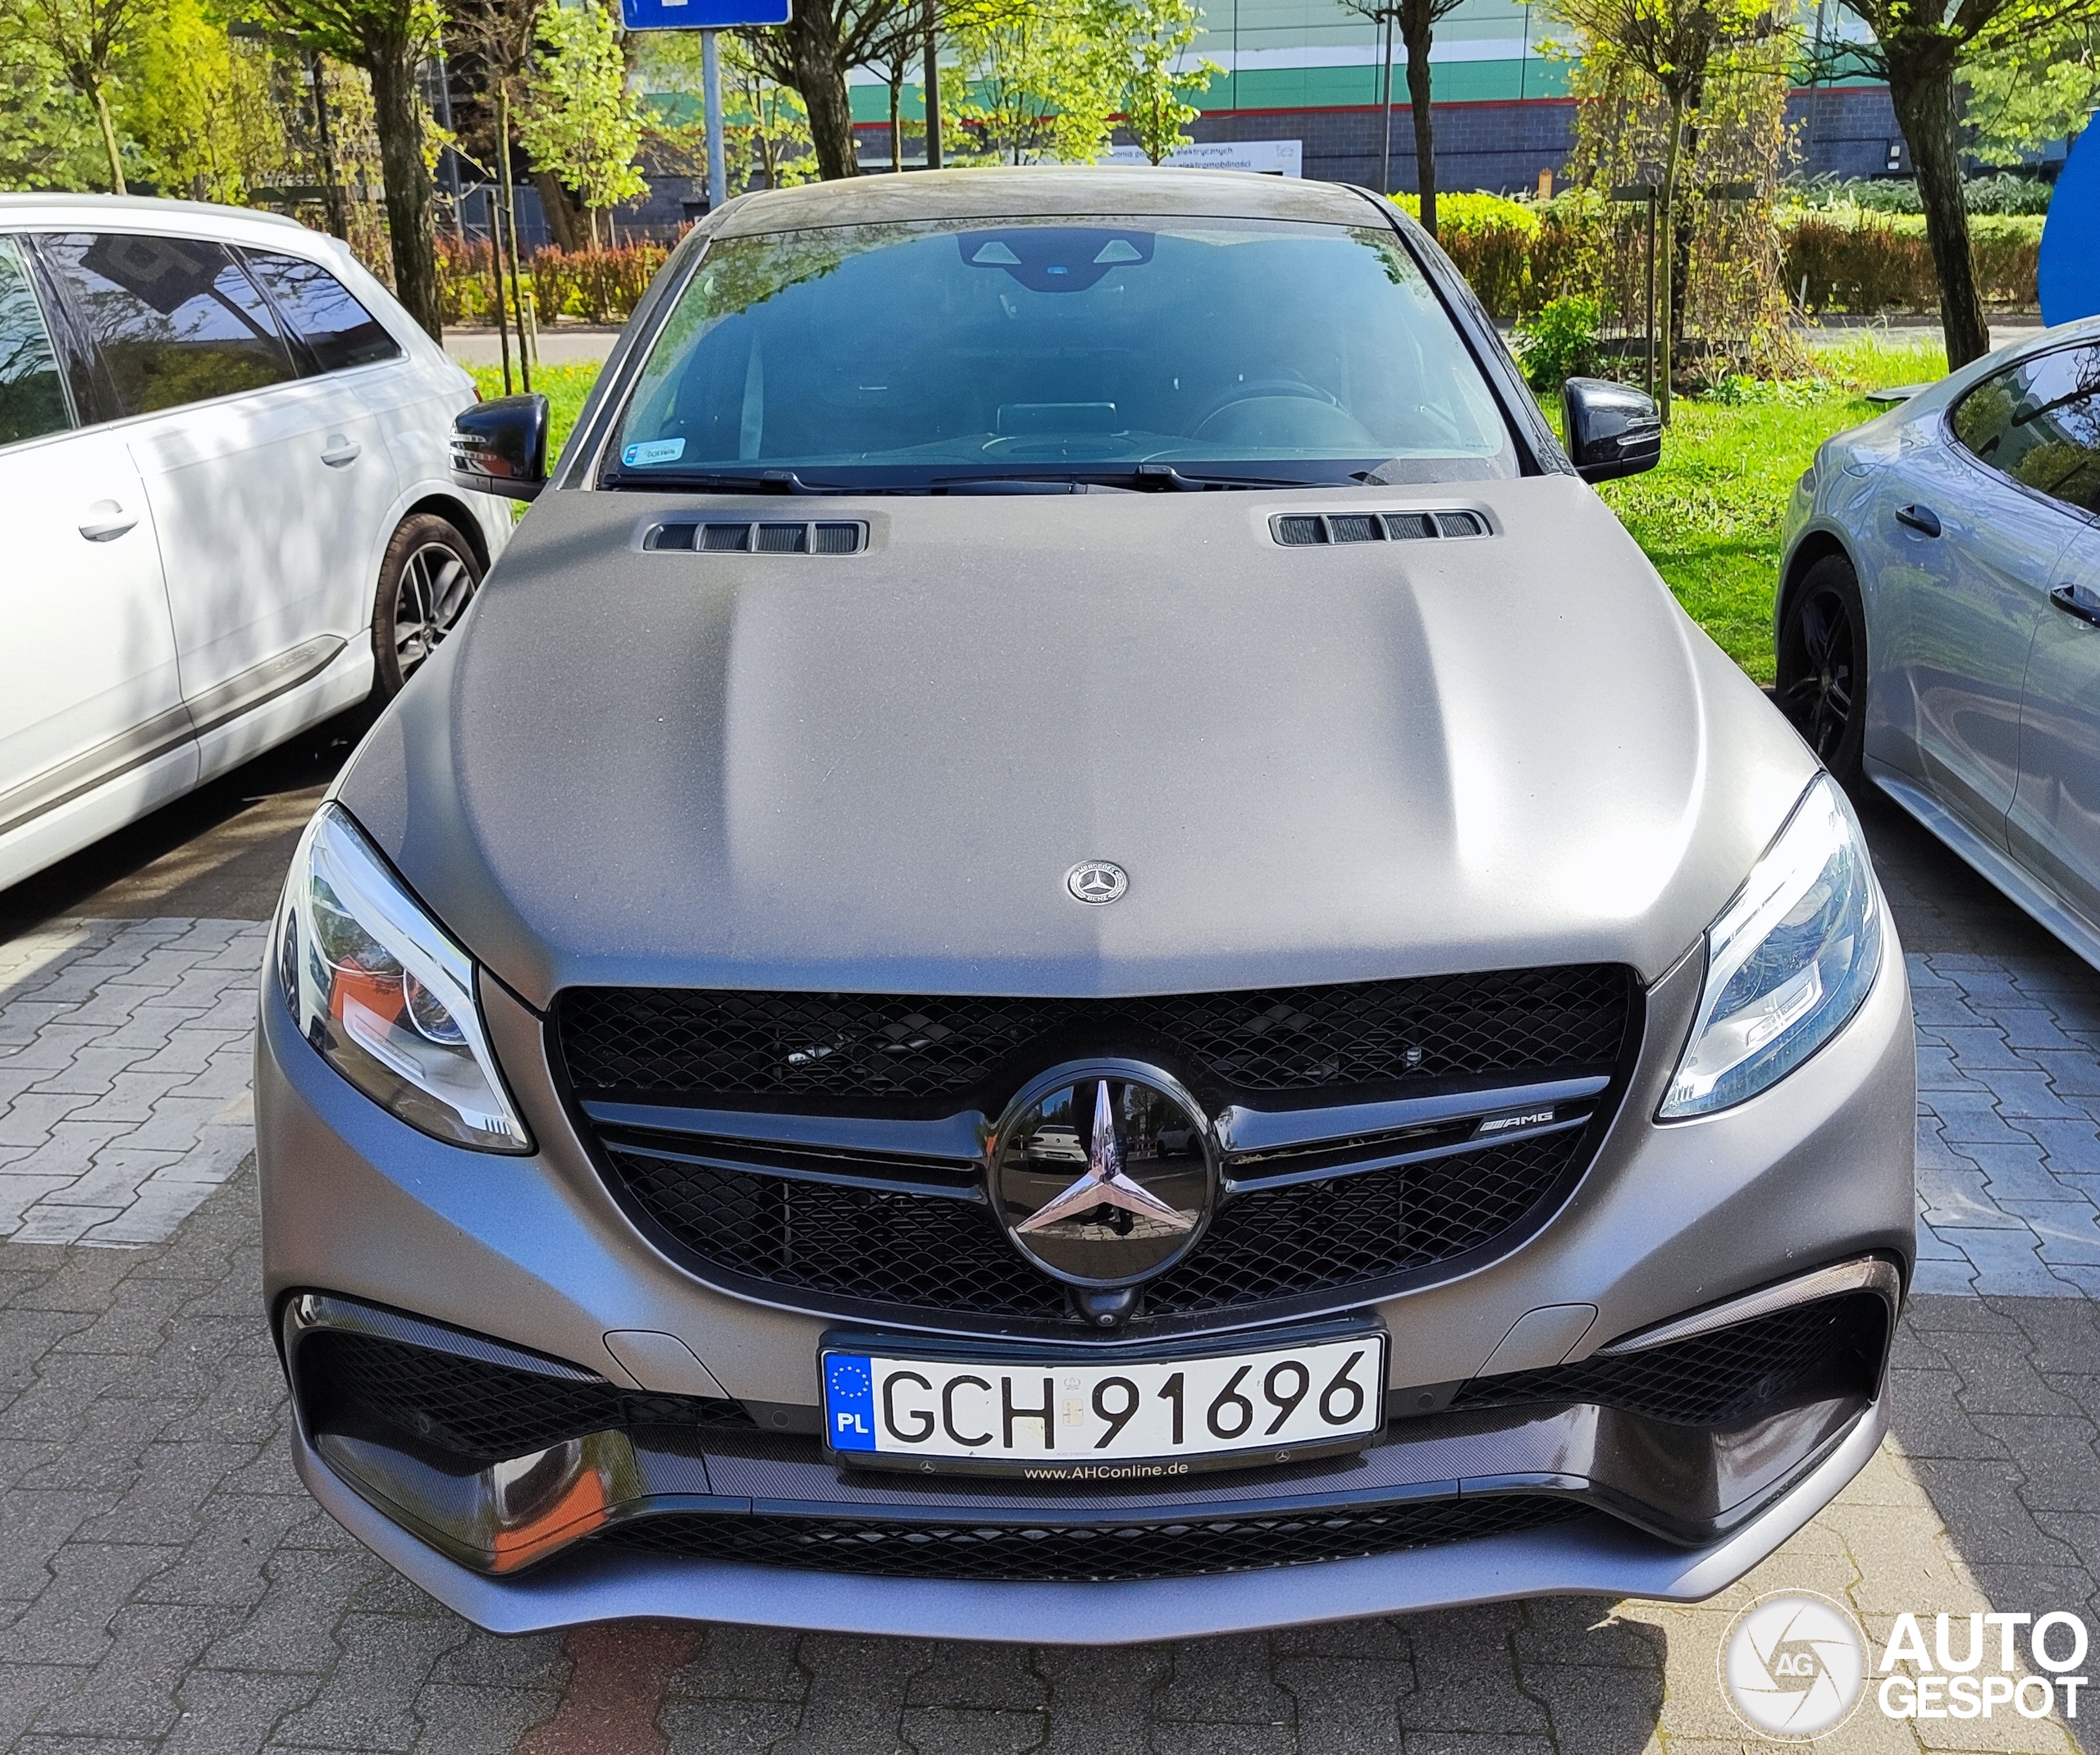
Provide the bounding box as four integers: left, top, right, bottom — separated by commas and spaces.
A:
841, 0, 1904, 194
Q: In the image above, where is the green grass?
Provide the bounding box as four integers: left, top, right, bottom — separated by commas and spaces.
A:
465, 338, 1951, 686
1593, 334, 1947, 682
464, 362, 602, 465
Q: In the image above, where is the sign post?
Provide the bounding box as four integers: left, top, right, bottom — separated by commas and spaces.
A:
618, 0, 792, 212
702, 30, 726, 209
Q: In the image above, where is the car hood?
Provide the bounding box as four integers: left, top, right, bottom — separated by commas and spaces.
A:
338, 478, 1815, 1009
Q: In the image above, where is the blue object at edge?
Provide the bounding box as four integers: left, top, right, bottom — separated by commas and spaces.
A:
2040, 125, 2100, 327
619, 0, 789, 30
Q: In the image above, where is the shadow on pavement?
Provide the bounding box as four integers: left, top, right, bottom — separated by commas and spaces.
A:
0, 700, 377, 937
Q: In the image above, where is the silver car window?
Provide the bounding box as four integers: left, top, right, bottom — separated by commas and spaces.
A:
0, 237, 72, 448
1951, 342, 2100, 515
613, 217, 1517, 481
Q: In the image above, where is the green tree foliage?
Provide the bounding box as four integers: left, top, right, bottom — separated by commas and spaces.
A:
1113, 0, 1219, 163
244, 0, 445, 337
518, 0, 649, 241
1960, 19, 2098, 164
1828, 0, 2100, 366
0, 33, 112, 189
947, 0, 1118, 162
116, 0, 289, 201
7, 0, 146, 190
1541, 0, 1790, 418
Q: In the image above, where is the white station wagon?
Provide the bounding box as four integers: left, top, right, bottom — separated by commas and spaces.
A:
0, 194, 510, 891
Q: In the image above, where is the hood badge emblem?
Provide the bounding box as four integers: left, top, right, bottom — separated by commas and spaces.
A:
1066, 860, 1128, 905
1016, 1081, 1195, 1238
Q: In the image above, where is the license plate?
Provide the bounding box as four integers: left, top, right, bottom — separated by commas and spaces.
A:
821, 1329, 1387, 1479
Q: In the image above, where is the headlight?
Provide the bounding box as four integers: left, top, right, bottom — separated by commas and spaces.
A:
1660, 773, 1882, 1119
276, 804, 531, 1151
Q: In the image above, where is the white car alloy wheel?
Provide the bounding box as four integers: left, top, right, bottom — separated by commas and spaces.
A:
375, 513, 483, 696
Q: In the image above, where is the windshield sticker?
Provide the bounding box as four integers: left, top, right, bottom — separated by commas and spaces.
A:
623, 438, 686, 467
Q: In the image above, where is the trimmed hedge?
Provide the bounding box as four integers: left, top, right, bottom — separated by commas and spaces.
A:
1395, 192, 2041, 318
1778, 209, 2043, 315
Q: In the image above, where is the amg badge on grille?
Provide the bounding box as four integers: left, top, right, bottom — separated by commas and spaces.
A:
991, 1063, 1214, 1289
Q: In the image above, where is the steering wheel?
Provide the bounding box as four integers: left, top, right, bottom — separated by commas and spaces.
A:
1192, 377, 1342, 437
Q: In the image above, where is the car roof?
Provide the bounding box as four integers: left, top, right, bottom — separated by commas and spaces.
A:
711, 167, 1388, 238
0, 192, 311, 239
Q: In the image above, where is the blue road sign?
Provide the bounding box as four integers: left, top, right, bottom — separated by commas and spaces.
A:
619, 0, 788, 28
2039, 126, 2099, 327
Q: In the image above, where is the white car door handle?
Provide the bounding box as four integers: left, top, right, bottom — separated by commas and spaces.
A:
78, 500, 139, 541
320, 435, 362, 467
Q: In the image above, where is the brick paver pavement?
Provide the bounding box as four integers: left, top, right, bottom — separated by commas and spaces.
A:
4, 919, 2100, 1753
0, 922, 264, 1249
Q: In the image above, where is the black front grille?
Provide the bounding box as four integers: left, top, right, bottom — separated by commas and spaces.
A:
295, 1330, 751, 1462
598, 1497, 1583, 1582
557, 967, 1632, 1106
604, 1128, 1587, 1324
1450, 1292, 1891, 1427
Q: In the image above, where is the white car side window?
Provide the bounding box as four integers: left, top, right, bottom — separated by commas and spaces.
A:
0, 237, 74, 447
39, 230, 297, 418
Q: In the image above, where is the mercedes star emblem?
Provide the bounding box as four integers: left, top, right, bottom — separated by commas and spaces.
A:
989, 1062, 1215, 1289
1066, 860, 1128, 905
1016, 1080, 1195, 1238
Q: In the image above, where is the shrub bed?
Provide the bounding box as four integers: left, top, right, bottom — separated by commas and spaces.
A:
1394, 192, 2041, 318
436, 239, 675, 326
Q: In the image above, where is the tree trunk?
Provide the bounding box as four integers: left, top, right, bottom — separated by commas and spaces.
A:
889, 71, 902, 171
533, 170, 588, 253
1885, 41, 1989, 367
783, 0, 860, 179
90, 82, 126, 194
1400, 10, 1436, 235
1658, 93, 1684, 423
923, 0, 942, 168
1669, 71, 1703, 383
367, 41, 442, 341
308, 55, 349, 240
495, 84, 533, 385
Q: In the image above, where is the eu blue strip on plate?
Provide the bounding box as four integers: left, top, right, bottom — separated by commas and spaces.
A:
825, 1354, 876, 1451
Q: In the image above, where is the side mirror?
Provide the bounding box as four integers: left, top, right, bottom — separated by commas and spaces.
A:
450, 394, 550, 501
1562, 377, 1662, 483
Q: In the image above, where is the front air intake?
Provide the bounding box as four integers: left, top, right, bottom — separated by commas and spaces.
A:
1272, 510, 1487, 546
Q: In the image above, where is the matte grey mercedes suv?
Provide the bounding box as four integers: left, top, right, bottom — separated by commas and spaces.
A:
258, 169, 1915, 1642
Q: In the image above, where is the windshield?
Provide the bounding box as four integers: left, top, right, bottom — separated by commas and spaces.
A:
607, 215, 1517, 490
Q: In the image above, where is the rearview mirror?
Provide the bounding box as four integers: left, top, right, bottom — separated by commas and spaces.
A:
1562, 378, 1661, 483
450, 394, 550, 502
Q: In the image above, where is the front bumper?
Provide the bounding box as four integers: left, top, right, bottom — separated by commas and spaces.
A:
284, 1376, 1890, 1642
258, 909, 1917, 1636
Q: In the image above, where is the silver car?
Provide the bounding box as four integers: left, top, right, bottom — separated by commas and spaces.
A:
1778, 318, 2100, 964
258, 170, 1914, 1642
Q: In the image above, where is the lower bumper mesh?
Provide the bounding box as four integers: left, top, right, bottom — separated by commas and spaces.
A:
1450, 1291, 1890, 1425
596, 1497, 1586, 1583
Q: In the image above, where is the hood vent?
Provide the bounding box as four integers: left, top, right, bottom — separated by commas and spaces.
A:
646, 520, 865, 555
1271, 510, 1487, 547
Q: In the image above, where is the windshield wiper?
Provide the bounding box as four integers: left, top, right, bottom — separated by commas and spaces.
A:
936, 464, 1355, 493
602, 467, 859, 495
605, 463, 1362, 495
